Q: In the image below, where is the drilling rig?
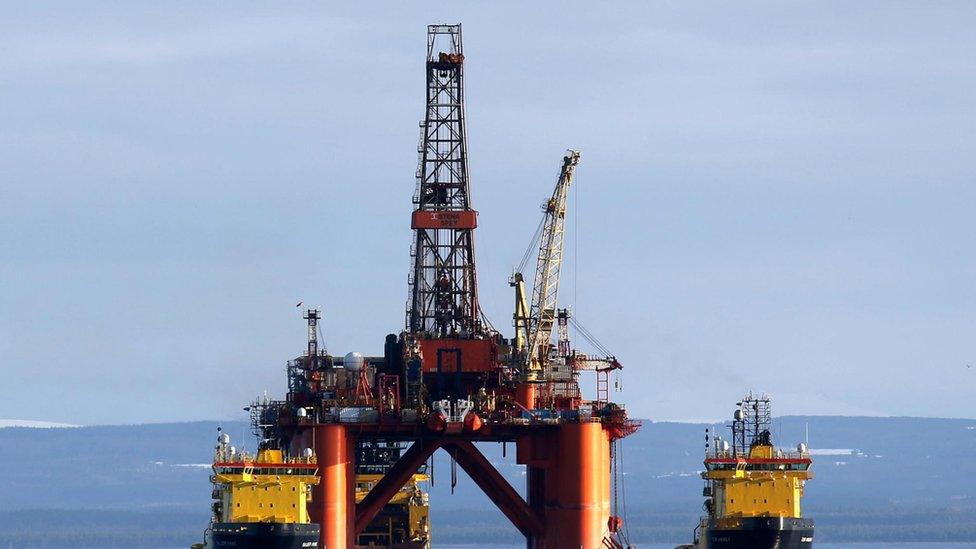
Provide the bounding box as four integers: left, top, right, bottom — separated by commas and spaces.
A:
236, 24, 638, 549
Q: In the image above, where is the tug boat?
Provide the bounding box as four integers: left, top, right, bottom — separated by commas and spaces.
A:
191, 430, 320, 549
678, 394, 814, 548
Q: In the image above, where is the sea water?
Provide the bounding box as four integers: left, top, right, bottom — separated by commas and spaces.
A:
433, 541, 976, 549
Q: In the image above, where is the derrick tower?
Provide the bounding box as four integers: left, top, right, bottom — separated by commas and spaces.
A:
409, 24, 481, 338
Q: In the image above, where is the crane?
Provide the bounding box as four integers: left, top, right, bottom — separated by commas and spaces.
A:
511, 150, 581, 383
511, 150, 623, 407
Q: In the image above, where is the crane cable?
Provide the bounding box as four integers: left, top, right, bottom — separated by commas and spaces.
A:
478, 305, 497, 334
516, 214, 546, 275
519, 155, 575, 277
619, 438, 633, 546
316, 323, 327, 356
609, 438, 634, 548
611, 439, 619, 519
569, 314, 625, 395
568, 316, 613, 357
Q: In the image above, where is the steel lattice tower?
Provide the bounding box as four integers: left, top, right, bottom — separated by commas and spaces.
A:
408, 24, 481, 338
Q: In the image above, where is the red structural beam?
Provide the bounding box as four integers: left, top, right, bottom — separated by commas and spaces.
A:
354, 439, 443, 535
411, 210, 478, 229
444, 440, 544, 538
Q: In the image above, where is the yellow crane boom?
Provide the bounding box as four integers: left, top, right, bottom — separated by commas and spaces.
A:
511, 150, 581, 382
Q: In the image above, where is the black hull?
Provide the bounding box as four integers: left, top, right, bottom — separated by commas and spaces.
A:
211, 522, 320, 549
701, 517, 813, 548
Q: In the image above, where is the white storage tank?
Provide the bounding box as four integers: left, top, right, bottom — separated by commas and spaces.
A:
344, 352, 365, 372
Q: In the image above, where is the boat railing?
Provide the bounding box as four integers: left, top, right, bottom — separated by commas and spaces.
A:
705, 448, 810, 460
213, 453, 319, 466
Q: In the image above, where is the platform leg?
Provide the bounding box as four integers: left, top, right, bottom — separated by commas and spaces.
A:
543, 422, 612, 549
526, 465, 546, 549
312, 424, 355, 549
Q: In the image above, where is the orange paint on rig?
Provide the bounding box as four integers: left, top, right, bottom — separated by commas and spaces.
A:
464, 411, 483, 432
515, 383, 537, 410
418, 338, 497, 373
312, 424, 355, 549
548, 422, 612, 548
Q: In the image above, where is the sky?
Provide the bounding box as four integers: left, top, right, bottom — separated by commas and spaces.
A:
1, 2, 974, 425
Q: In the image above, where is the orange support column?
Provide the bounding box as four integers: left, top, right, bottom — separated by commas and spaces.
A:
525, 465, 546, 549
312, 424, 355, 549
516, 382, 537, 410
544, 422, 612, 549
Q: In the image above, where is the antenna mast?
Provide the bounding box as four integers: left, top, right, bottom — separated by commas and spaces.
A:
304, 308, 321, 364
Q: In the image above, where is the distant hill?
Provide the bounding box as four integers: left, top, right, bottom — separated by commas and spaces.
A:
0, 419, 79, 428
1, 416, 974, 547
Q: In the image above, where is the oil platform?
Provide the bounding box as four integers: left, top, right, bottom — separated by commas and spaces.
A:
230, 24, 639, 549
